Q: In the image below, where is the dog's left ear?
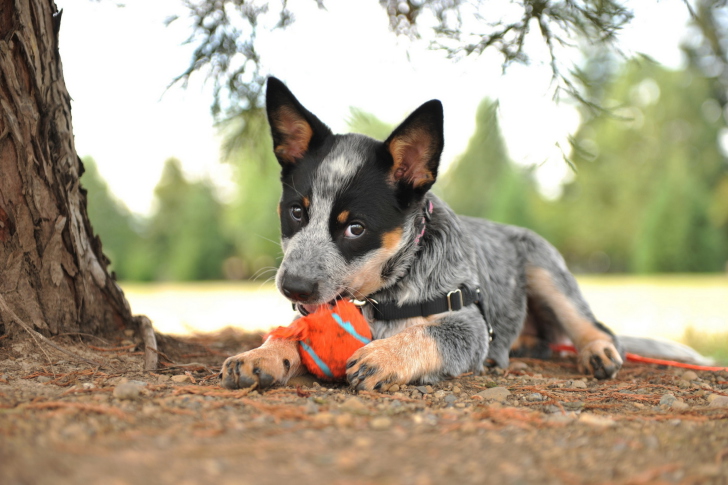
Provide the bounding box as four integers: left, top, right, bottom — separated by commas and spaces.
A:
385, 100, 444, 192
266, 76, 333, 165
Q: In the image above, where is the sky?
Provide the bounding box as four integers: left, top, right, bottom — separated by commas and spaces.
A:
55, 0, 692, 214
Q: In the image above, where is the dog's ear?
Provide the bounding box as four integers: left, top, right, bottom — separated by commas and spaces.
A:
266, 77, 332, 165
384, 100, 444, 192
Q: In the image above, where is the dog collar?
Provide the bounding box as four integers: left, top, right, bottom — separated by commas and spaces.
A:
364, 285, 494, 342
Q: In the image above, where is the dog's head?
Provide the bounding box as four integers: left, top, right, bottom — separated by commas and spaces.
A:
266, 77, 444, 310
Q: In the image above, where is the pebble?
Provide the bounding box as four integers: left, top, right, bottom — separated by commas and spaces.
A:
578, 413, 616, 428
37, 376, 51, 384
444, 395, 457, 404
171, 375, 193, 383
681, 370, 699, 381
370, 417, 392, 430
473, 387, 510, 402
509, 361, 529, 371
113, 382, 143, 400
670, 400, 689, 411
708, 396, 728, 408
340, 397, 369, 415
387, 384, 400, 393
569, 380, 588, 389
416, 386, 432, 394
433, 390, 447, 399
525, 393, 547, 402
659, 393, 677, 406
452, 386, 461, 394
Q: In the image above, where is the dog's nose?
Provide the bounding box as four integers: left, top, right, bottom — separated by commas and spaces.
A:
281, 274, 319, 303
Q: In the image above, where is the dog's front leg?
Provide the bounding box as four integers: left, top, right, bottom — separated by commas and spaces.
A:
220, 335, 305, 390
346, 307, 489, 391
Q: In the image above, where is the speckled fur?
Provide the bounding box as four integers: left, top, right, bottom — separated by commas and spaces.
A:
220, 77, 626, 391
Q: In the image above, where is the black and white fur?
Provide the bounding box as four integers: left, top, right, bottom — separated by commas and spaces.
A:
220, 77, 686, 391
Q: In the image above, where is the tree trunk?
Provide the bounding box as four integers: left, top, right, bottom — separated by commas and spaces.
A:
0, 0, 134, 340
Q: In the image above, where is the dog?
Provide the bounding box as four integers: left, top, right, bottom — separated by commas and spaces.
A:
220, 76, 626, 391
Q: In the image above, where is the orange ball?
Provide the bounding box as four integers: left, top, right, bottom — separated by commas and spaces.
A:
266, 299, 372, 380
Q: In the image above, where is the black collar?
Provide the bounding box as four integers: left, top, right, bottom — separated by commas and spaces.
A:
367, 285, 494, 342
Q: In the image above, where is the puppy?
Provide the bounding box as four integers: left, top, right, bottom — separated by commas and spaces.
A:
220, 77, 624, 391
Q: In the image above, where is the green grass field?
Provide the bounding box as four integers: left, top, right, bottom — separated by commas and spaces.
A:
121, 274, 728, 363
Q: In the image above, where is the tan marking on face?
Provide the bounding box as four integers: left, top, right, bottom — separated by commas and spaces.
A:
302, 196, 310, 208
347, 228, 403, 297
272, 106, 314, 164
347, 324, 443, 390
388, 129, 435, 188
337, 210, 350, 224
525, 266, 610, 350
381, 227, 403, 251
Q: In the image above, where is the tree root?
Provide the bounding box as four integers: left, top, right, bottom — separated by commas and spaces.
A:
0, 293, 106, 369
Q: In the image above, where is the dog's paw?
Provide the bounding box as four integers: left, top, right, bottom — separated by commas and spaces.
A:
220, 340, 301, 390
577, 339, 623, 379
346, 340, 408, 391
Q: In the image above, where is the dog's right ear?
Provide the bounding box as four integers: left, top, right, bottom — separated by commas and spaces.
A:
266, 77, 332, 165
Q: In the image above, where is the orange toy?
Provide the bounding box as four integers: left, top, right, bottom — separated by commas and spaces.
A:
265, 299, 372, 380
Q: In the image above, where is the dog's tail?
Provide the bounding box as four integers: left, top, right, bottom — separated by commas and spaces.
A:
618, 335, 715, 367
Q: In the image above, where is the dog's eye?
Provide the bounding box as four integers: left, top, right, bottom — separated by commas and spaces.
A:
290, 205, 304, 222
344, 222, 365, 238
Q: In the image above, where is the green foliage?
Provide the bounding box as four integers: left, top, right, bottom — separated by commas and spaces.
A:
81, 157, 143, 279
438, 99, 538, 229
141, 158, 233, 281
220, 110, 283, 279
347, 108, 395, 141
555, 60, 728, 273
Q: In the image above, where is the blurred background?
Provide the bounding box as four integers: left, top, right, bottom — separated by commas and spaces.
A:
56, 0, 727, 361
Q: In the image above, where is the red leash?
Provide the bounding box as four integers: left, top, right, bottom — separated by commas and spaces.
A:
550, 344, 728, 372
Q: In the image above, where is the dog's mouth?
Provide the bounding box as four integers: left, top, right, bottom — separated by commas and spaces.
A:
297, 291, 360, 315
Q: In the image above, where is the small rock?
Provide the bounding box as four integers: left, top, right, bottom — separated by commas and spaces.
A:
171, 375, 193, 383
387, 384, 400, 393
113, 382, 143, 400
578, 413, 616, 428
659, 393, 677, 406
677, 379, 691, 389
708, 396, 728, 408
288, 375, 319, 387
433, 390, 447, 399
313, 412, 335, 425
304, 401, 319, 415
509, 361, 529, 371
37, 376, 51, 384
340, 397, 369, 415
681, 370, 699, 381
82, 382, 96, 390
335, 414, 354, 428
671, 400, 689, 411
569, 380, 587, 389
525, 393, 546, 402
370, 417, 392, 430
444, 395, 457, 404
563, 401, 585, 411
474, 387, 510, 402
452, 386, 461, 394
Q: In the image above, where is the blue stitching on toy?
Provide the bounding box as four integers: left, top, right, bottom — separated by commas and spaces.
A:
299, 341, 333, 378
332, 313, 371, 345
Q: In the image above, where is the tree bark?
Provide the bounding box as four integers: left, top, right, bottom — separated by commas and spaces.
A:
0, 0, 134, 340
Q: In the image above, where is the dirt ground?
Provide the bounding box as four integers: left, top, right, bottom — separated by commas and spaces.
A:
1, 329, 728, 485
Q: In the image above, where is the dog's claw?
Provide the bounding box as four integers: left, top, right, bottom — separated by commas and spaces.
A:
579, 339, 623, 379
